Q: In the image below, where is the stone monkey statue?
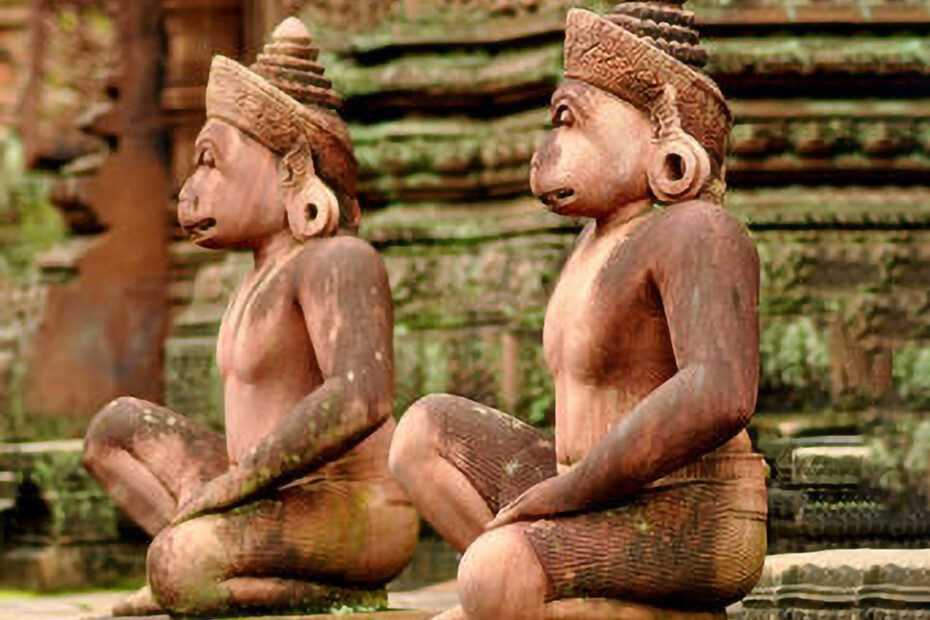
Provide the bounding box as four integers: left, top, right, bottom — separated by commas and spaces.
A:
82, 18, 417, 616
389, 3, 766, 618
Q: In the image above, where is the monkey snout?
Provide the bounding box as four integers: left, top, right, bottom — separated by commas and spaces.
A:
537, 187, 575, 207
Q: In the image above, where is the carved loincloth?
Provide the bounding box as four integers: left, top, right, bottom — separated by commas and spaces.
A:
434, 401, 767, 607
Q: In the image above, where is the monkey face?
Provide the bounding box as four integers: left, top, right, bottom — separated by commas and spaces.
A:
530, 81, 654, 219
177, 120, 287, 250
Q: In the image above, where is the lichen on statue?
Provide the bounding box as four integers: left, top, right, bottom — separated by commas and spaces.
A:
389, 3, 767, 619
81, 17, 417, 617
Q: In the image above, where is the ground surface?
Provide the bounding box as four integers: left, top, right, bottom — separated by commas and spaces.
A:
0, 581, 460, 620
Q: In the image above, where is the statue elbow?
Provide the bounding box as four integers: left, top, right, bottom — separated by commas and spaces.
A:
720, 384, 757, 432
367, 395, 393, 426
730, 395, 756, 429
698, 364, 757, 431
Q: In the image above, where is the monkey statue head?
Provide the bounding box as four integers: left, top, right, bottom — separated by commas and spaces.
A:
177, 17, 359, 250
530, 1, 732, 219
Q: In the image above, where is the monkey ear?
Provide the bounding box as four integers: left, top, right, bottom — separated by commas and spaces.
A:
646, 133, 711, 204
285, 177, 339, 241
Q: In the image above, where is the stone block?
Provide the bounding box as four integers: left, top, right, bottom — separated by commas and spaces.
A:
738, 549, 930, 619
791, 446, 872, 487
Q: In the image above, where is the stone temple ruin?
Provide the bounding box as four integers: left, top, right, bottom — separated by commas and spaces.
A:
1, 0, 930, 616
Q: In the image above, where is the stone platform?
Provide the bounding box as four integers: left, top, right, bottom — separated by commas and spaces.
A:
90, 613, 432, 620
0, 581, 459, 620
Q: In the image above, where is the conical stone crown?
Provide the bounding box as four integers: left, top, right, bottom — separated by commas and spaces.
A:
608, 1, 708, 69
250, 17, 343, 111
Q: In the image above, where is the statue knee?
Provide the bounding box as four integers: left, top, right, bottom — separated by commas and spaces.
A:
147, 519, 229, 613
83, 397, 147, 467
389, 394, 451, 487
458, 526, 547, 620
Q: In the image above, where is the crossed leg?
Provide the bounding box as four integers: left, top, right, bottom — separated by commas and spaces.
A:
389, 393, 556, 553
85, 396, 418, 616
83, 396, 229, 614
390, 394, 766, 620
390, 394, 557, 618
145, 477, 417, 615
83, 396, 227, 537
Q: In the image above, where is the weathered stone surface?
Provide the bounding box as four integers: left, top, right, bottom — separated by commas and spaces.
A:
792, 446, 872, 487
0, 584, 457, 619
0, 440, 127, 545
6, 0, 926, 448
347, 104, 930, 203
0, 543, 146, 592
738, 549, 930, 618
756, 430, 930, 554
163, 212, 930, 427
23, 0, 171, 422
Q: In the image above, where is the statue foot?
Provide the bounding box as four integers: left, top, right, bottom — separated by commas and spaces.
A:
112, 586, 164, 616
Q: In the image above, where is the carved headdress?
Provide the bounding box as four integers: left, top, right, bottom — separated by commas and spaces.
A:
205, 17, 359, 231
564, 2, 731, 171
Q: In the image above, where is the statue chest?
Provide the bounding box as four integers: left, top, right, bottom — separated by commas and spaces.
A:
543, 227, 668, 383
216, 273, 315, 384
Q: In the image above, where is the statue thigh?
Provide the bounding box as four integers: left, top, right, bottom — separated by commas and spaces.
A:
397, 393, 558, 513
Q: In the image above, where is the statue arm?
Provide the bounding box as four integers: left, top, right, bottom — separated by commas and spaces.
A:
174, 239, 393, 522
489, 207, 759, 527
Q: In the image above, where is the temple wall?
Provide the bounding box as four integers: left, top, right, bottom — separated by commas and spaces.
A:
160, 0, 930, 435
5, 0, 926, 438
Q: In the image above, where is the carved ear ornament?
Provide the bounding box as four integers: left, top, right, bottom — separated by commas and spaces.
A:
646, 84, 712, 204
285, 174, 339, 242
278, 136, 339, 241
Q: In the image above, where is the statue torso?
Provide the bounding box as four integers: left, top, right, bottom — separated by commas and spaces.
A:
216, 240, 395, 476
544, 204, 751, 470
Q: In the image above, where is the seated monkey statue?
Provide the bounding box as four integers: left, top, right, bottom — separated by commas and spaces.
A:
82, 18, 417, 616
389, 2, 767, 618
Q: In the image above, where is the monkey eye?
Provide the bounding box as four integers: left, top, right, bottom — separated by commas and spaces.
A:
552, 105, 574, 128
197, 149, 216, 169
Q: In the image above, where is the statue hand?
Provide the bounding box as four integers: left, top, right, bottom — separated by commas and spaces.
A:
485, 474, 575, 530
172, 468, 247, 525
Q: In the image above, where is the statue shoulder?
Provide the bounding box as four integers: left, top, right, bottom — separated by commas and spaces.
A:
294, 235, 388, 287
655, 199, 758, 269
659, 199, 751, 240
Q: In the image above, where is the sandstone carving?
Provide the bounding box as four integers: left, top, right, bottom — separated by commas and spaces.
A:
389, 2, 768, 618
82, 18, 417, 616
